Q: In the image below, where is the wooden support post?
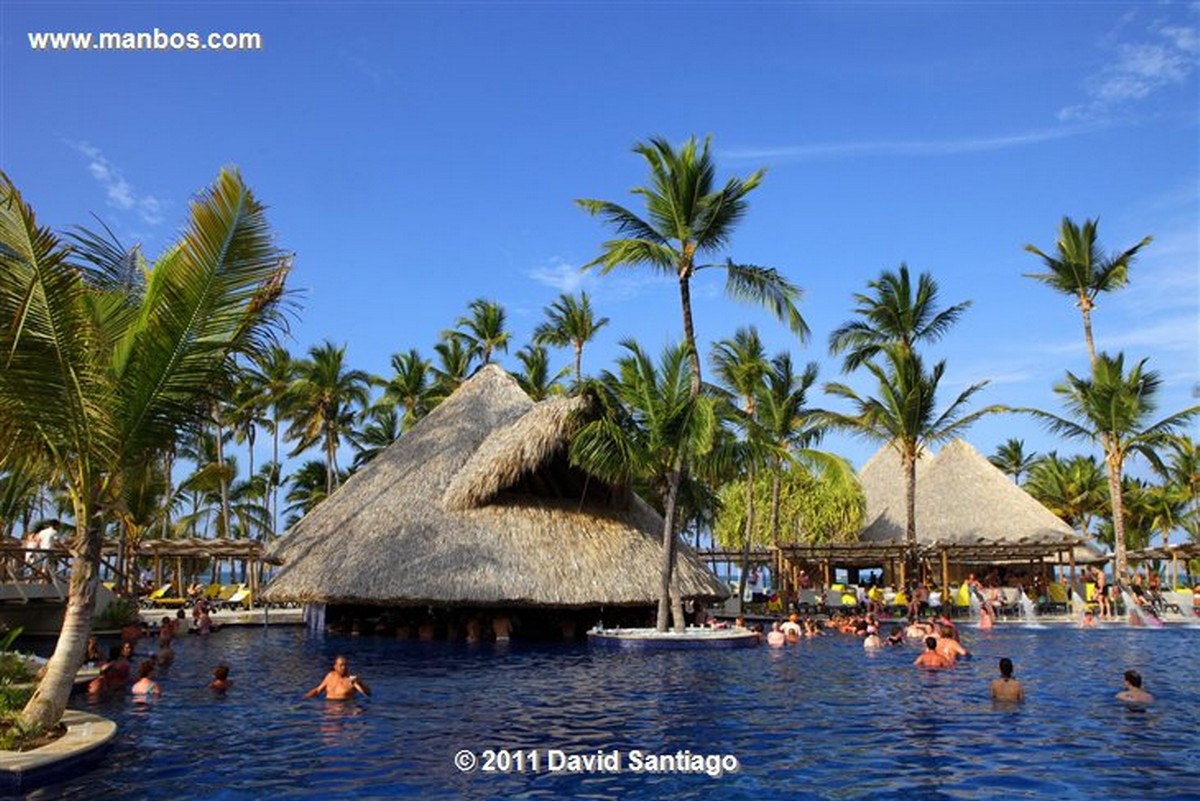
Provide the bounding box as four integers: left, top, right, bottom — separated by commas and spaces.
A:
941, 549, 950, 600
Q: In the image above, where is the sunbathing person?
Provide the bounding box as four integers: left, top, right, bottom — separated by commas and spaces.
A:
990, 658, 1025, 703
305, 655, 370, 700
914, 636, 952, 669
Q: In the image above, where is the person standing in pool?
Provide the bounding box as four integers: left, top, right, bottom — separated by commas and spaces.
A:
1115, 670, 1154, 704
914, 636, 951, 669
305, 655, 370, 699
990, 658, 1025, 702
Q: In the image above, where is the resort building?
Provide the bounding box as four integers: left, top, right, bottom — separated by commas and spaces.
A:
261, 365, 727, 639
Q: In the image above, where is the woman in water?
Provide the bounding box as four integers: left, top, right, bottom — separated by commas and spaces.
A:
131, 660, 161, 699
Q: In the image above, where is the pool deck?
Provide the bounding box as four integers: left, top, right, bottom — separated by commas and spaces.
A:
137, 605, 303, 627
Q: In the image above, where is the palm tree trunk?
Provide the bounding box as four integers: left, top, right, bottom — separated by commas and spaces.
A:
657, 467, 683, 632
736, 463, 757, 613
213, 405, 232, 539
904, 448, 918, 571
770, 468, 783, 594
678, 277, 701, 398
1106, 451, 1128, 579
324, 423, 337, 496
21, 515, 102, 729
573, 342, 583, 389
247, 424, 256, 482
271, 408, 281, 539
1080, 300, 1098, 370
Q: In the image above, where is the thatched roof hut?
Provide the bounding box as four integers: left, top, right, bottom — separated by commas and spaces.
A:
262, 365, 726, 609
858, 439, 1103, 564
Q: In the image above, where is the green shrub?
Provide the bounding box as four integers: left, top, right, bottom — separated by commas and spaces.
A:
94, 596, 140, 629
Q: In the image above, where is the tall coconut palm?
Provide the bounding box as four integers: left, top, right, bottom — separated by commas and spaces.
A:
577, 135, 805, 628
829, 264, 970, 372
532, 291, 610, 388
1024, 353, 1199, 576
240, 344, 295, 538
989, 438, 1039, 485
1024, 217, 1152, 369
284, 459, 346, 523
286, 342, 371, 497
514, 344, 569, 401
1025, 452, 1107, 540
0, 169, 290, 729
758, 353, 824, 590
448, 298, 510, 366
710, 327, 770, 609
823, 346, 1002, 550
569, 340, 718, 631
379, 348, 434, 430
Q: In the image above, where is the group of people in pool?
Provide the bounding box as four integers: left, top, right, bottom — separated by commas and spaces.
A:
85, 614, 232, 700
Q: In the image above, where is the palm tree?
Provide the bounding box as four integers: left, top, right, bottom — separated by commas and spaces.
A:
989, 438, 1039, 484
240, 345, 295, 538
1161, 436, 1200, 543
514, 344, 569, 401
828, 264, 970, 372
577, 135, 806, 397
710, 327, 770, 609
447, 298, 510, 366
532, 291, 610, 388
1024, 353, 1199, 576
1025, 452, 1107, 540
284, 459, 346, 522
286, 342, 371, 498
0, 169, 289, 729
823, 346, 1002, 550
379, 348, 434, 430
352, 404, 403, 470
758, 353, 824, 590
577, 134, 805, 627
569, 340, 718, 631
1024, 217, 1152, 369
431, 335, 475, 401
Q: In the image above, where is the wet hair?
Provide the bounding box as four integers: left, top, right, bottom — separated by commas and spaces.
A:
213, 665, 230, 681
1124, 670, 1142, 688
109, 644, 124, 660
924, 636, 938, 650
137, 660, 155, 679
999, 658, 1014, 678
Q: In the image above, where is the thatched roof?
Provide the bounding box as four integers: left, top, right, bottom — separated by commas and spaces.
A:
858, 440, 1090, 560
262, 365, 727, 607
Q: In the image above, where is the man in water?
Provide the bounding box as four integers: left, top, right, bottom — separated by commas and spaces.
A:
990, 657, 1025, 702
304, 655, 371, 699
1115, 670, 1154, 704
914, 636, 951, 669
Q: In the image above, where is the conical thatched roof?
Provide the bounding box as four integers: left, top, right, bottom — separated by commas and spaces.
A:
858, 439, 1083, 552
262, 365, 727, 607
857, 444, 931, 544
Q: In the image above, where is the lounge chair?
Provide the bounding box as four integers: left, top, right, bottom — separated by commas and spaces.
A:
221, 584, 251, 610
997, 587, 1022, 619
1040, 582, 1070, 615
141, 583, 188, 609
795, 589, 819, 616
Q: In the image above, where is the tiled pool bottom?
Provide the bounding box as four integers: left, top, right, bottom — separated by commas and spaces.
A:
27, 623, 1200, 800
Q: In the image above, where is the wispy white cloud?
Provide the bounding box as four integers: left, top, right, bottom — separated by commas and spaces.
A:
1059, 15, 1199, 122
338, 40, 399, 87
528, 259, 592, 293
722, 127, 1093, 162
67, 141, 163, 225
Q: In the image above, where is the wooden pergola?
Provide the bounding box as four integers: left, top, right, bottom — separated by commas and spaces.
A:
1127, 543, 1200, 589
101, 537, 280, 600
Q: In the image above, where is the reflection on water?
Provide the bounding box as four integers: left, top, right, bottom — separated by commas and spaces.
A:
30, 625, 1200, 800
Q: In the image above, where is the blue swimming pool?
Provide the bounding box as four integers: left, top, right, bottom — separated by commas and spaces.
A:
25, 623, 1200, 800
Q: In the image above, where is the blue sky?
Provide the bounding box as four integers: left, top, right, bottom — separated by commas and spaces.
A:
2, 1, 1197, 482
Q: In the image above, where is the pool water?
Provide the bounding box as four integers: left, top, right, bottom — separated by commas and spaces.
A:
25, 623, 1200, 800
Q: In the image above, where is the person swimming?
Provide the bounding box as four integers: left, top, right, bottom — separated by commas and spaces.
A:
210, 664, 233, 691
990, 657, 1025, 703
131, 660, 161, 699
1115, 669, 1154, 704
